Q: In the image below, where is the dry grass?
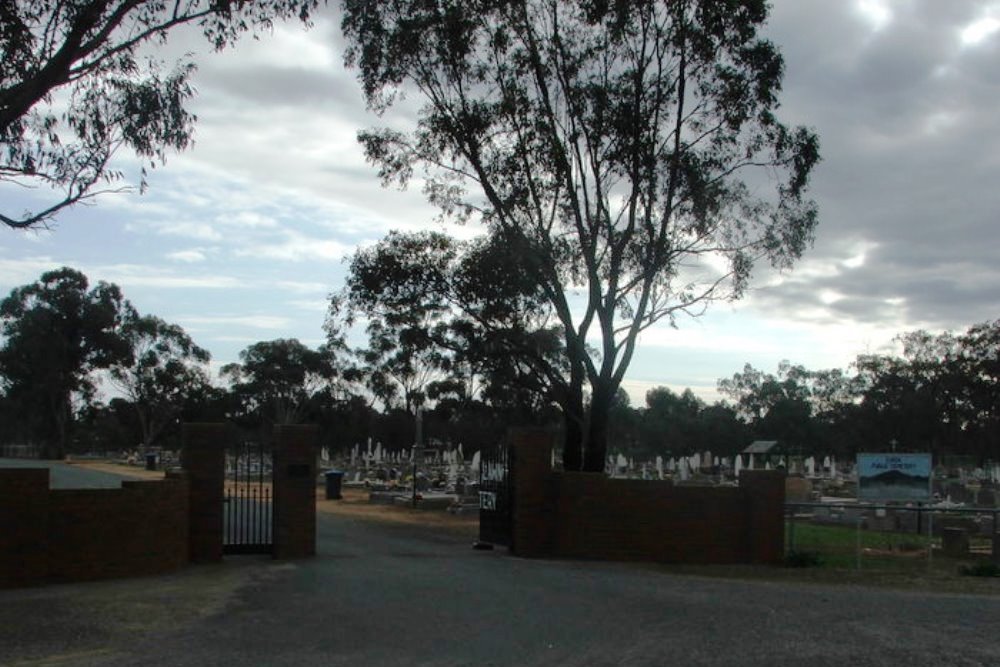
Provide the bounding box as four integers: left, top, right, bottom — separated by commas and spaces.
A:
70, 460, 166, 481
317, 487, 479, 538
71, 461, 478, 537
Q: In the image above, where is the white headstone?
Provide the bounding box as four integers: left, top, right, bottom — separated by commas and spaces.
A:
656, 456, 664, 479
679, 457, 690, 481
734, 455, 743, 477
470, 450, 481, 473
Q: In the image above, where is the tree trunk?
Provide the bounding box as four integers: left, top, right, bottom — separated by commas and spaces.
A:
562, 414, 583, 471
584, 384, 613, 472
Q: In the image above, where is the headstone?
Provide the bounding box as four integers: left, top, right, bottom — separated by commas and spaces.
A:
734, 455, 743, 478
655, 456, 664, 479
470, 450, 481, 474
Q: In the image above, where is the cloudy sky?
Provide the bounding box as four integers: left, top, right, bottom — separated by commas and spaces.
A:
2, 0, 999, 404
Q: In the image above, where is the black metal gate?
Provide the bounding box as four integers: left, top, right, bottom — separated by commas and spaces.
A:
478, 441, 513, 547
224, 439, 274, 555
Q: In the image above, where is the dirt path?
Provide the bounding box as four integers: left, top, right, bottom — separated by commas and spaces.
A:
71, 461, 478, 537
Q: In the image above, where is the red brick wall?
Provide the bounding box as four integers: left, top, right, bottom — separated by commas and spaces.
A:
273, 424, 318, 559
182, 423, 228, 563
0, 469, 189, 588
508, 431, 786, 565
0, 469, 49, 587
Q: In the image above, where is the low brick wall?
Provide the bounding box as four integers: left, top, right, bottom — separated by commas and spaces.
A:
508, 431, 786, 565
0, 469, 189, 588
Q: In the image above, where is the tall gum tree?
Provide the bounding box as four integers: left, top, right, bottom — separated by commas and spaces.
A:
341, 0, 820, 470
0, 267, 131, 458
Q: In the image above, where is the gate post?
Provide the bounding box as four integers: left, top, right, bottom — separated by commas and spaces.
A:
182, 423, 229, 563
273, 424, 318, 559
509, 428, 556, 558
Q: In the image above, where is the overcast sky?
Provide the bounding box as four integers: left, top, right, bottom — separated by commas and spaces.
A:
2, 0, 999, 405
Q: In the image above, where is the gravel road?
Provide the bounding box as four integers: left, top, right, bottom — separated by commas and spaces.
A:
2, 503, 999, 666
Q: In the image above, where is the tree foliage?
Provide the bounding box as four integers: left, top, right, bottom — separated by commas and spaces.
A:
221, 338, 345, 428
0, 0, 321, 229
0, 266, 131, 457
341, 0, 820, 470
108, 312, 211, 449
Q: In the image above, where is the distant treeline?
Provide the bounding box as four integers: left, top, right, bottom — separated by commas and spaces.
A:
2, 268, 997, 463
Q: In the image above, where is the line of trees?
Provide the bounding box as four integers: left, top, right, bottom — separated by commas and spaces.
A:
3, 268, 998, 464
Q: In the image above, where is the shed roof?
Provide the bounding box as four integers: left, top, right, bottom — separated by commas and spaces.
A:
742, 440, 780, 454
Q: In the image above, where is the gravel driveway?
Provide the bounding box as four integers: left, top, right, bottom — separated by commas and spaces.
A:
2, 508, 999, 666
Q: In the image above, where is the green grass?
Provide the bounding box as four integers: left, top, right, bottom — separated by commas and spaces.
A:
787, 520, 940, 571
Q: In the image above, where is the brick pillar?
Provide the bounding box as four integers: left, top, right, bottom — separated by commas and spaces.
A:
182, 423, 228, 563
0, 469, 50, 587
509, 428, 556, 558
273, 424, 318, 559
739, 470, 786, 564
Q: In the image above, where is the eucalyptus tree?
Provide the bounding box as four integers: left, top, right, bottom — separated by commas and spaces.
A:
0, 0, 322, 229
0, 267, 131, 458
341, 0, 820, 470
221, 338, 344, 428
108, 313, 211, 449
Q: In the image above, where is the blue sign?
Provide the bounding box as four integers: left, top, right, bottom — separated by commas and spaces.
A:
857, 453, 932, 501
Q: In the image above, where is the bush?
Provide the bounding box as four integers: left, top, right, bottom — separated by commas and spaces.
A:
958, 561, 1000, 578
784, 550, 823, 568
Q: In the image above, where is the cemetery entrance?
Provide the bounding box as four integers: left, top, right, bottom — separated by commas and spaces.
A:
224, 439, 274, 555
478, 441, 513, 547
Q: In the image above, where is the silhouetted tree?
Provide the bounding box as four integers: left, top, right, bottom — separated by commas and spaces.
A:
221, 338, 345, 430
108, 313, 211, 449
0, 267, 131, 457
1, 0, 322, 229
341, 0, 820, 470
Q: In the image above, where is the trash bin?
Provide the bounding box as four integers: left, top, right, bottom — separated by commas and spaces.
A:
145, 453, 157, 471
324, 470, 344, 500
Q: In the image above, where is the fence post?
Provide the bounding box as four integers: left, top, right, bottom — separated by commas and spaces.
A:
788, 506, 796, 553
856, 513, 862, 571
993, 510, 999, 566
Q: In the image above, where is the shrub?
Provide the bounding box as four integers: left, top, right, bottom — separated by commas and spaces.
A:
785, 550, 823, 568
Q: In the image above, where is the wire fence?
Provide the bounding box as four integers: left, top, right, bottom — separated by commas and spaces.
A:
785, 501, 1000, 571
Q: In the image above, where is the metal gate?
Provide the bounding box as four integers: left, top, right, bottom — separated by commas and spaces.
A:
224, 439, 274, 555
478, 441, 513, 547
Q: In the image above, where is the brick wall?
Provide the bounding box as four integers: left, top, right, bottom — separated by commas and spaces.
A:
508, 431, 786, 565
182, 422, 228, 563
273, 424, 318, 559
0, 469, 189, 588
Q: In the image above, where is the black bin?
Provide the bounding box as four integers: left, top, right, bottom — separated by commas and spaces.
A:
324, 470, 345, 500
145, 453, 157, 471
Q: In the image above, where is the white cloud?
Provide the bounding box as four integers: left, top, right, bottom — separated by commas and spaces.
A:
854, 0, 893, 32
180, 315, 293, 330
96, 265, 243, 289
961, 16, 1000, 46
232, 232, 352, 262
166, 249, 207, 263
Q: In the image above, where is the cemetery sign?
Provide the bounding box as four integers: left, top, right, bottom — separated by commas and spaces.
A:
857, 453, 932, 502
